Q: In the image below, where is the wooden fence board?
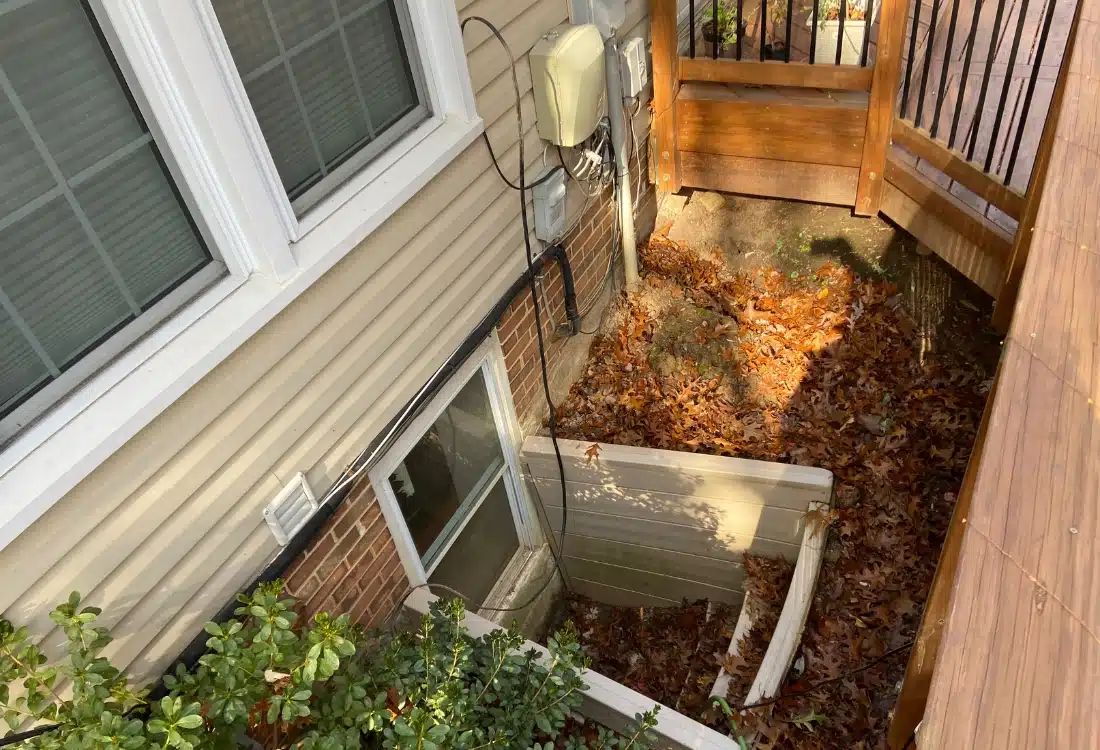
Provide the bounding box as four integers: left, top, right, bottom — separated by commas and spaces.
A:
679, 151, 860, 205
679, 58, 874, 89
891, 118, 1026, 220
676, 86, 868, 167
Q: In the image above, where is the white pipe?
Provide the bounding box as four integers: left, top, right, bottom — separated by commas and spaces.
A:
604, 34, 639, 289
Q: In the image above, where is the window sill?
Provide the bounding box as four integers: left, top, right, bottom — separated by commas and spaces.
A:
0, 114, 483, 551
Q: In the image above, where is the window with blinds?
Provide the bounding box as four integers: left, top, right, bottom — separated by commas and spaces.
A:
211, 0, 430, 215
0, 0, 215, 438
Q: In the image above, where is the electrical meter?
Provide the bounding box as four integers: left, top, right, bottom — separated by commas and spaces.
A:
530, 24, 606, 147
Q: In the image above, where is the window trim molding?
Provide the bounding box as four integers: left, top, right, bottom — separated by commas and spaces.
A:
191, 0, 298, 243
92, 0, 268, 280
0, 0, 483, 551
368, 335, 538, 590
192, 0, 479, 242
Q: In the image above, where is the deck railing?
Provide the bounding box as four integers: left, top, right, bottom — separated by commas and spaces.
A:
684, 0, 879, 65
896, 0, 1072, 199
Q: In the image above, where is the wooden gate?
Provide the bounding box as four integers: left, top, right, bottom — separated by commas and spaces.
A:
651, 0, 1078, 316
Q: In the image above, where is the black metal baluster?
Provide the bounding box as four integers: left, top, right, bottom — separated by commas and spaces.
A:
836, 0, 846, 65
810, 0, 819, 63
737, 0, 745, 58
713, 0, 719, 58
690, 0, 696, 58
931, 0, 963, 137
948, 0, 983, 148
785, 0, 794, 62
1006, 0, 1057, 186
900, 0, 923, 119
966, 0, 1007, 161
914, 0, 942, 128
860, 0, 874, 67
985, 0, 1032, 173
761, 0, 767, 61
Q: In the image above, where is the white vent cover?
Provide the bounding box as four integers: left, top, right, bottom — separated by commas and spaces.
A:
263, 473, 318, 546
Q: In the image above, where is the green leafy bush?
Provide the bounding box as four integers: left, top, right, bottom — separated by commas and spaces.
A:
1, 584, 657, 750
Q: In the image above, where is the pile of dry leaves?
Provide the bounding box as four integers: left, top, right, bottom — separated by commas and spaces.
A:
552, 237, 996, 748
717, 555, 796, 709
550, 594, 738, 718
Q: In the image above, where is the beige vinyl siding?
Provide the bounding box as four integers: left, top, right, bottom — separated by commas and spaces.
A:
0, 0, 591, 684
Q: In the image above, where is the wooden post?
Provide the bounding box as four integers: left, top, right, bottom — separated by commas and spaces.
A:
885, 370, 998, 749
853, 0, 909, 216
650, 0, 681, 195
990, 0, 1082, 332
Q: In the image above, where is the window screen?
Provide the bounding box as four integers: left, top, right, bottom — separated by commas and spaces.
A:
0, 0, 213, 434
211, 0, 429, 214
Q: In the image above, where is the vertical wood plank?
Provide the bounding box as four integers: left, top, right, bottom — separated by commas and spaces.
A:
650, 0, 681, 194
990, 0, 1084, 332
853, 0, 910, 215
885, 369, 998, 749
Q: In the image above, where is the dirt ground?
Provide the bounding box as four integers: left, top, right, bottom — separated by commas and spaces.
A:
658, 191, 998, 370
548, 190, 1001, 749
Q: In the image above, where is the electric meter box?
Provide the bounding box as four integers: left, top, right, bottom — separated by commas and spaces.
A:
530, 24, 606, 147
533, 165, 567, 241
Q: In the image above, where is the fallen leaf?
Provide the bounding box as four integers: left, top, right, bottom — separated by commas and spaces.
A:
584, 442, 601, 464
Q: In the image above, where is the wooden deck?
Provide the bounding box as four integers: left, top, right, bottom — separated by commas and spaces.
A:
917, 0, 1100, 744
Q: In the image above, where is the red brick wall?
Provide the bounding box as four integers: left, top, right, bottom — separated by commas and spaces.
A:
281, 133, 654, 627
502, 140, 656, 419
282, 480, 409, 625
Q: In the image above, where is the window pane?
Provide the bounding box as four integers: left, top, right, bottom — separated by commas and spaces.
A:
428, 478, 520, 607
0, 198, 131, 369
244, 68, 320, 193
75, 146, 209, 307
344, 4, 420, 131
292, 35, 370, 166
0, 0, 213, 426
0, 306, 50, 415
0, 93, 53, 217
1, 0, 144, 177
212, 0, 427, 207
388, 370, 505, 561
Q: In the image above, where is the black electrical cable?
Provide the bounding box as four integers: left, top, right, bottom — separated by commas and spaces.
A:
555, 144, 583, 182
0, 726, 55, 748
484, 133, 565, 191
460, 15, 572, 595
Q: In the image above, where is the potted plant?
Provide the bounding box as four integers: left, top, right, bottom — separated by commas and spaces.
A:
808, 0, 874, 65
700, 1, 743, 57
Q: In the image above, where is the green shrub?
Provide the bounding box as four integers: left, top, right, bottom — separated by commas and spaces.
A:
1, 584, 657, 750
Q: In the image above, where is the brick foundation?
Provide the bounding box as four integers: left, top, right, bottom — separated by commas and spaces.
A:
501, 139, 656, 420
282, 480, 409, 626
282, 135, 655, 627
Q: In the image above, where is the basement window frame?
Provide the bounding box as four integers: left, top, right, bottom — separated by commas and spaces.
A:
0, 0, 482, 551
368, 335, 541, 598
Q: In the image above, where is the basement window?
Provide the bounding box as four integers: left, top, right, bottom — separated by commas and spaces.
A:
370, 336, 535, 607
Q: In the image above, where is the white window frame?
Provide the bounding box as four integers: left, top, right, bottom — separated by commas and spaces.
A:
369, 336, 541, 593
0, 0, 482, 551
